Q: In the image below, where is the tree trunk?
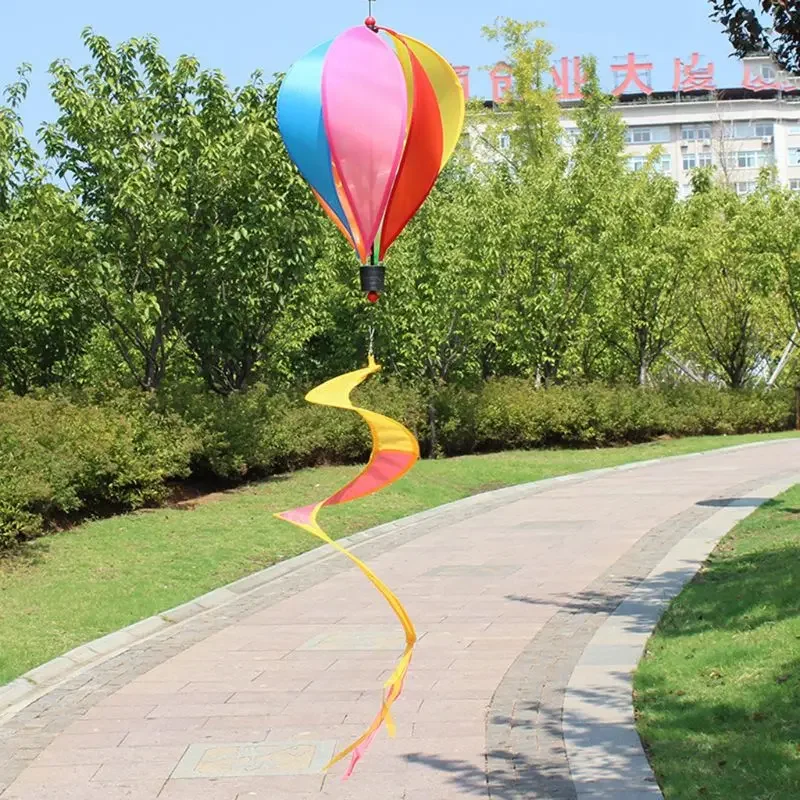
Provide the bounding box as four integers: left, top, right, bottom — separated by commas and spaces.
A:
428, 402, 438, 459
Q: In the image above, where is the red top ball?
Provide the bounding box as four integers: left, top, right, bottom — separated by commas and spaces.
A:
365, 16, 377, 30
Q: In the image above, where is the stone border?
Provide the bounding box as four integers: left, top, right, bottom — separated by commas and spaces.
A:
0, 437, 795, 727
561, 472, 799, 799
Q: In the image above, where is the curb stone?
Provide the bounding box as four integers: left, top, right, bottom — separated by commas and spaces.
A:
0, 437, 796, 724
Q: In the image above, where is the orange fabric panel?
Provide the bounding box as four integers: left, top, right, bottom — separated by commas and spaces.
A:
312, 189, 357, 252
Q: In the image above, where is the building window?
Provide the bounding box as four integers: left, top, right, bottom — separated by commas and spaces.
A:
628, 155, 647, 171
755, 122, 775, 138
735, 181, 757, 196
681, 125, 712, 141
624, 126, 670, 144
789, 148, 800, 166
789, 124, 800, 135
683, 152, 713, 171
731, 150, 773, 169
654, 155, 672, 174
736, 151, 757, 168
628, 154, 672, 173
742, 151, 759, 168
758, 64, 777, 82
724, 121, 775, 139
790, 179, 800, 192
499, 133, 511, 150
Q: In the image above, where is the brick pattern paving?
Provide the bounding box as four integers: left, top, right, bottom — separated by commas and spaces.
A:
0, 440, 797, 799
486, 471, 795, 799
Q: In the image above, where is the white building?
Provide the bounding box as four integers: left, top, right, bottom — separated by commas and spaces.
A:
475, 55, 800, 198
561, 55, 800, 198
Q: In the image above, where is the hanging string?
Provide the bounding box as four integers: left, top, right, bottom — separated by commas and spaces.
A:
368, 318, 376, 359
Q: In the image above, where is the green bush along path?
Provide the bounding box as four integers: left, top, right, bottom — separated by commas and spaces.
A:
1, 382, 791, 550
0, 432, 796, 688
635, 483, 800, 800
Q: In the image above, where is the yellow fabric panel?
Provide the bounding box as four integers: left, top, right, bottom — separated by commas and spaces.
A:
399, 33, 466, 169
304, 361, 379, 409
361, 408, 418, 454
386, 30, 415, 131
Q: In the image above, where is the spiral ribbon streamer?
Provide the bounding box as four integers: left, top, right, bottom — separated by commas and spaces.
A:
275, 356, 420, 776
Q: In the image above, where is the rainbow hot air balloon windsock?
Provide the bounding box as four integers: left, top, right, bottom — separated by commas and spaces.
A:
276, 23, 466, 263
274, 19, 465, 778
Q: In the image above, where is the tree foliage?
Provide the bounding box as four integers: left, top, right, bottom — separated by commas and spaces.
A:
1, 21, 799, 410
42, 30, 320, 393
710, 0, 800, 74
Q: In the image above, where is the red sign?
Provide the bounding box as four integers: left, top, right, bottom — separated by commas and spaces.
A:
490, 61, 513, 103
450, 55, 793, 102
674, 53, 716, 92
551, 57, 586, 101
453, 65, 470, 101
612, 53, 653, 96
742, 62, 796, 92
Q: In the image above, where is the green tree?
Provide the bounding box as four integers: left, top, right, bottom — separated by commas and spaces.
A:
0, 67, 94, 393
683, 185, 779, 388
177, 73, 322, 394
491, 55, 627, 384
374, 165, 495, 452
480, 17, 562, 167
710, 1, 800, 75
599, 166, 689, 386
43, 30, 319, 393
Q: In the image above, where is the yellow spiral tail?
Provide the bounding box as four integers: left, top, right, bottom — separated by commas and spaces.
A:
275, 356, 419, 776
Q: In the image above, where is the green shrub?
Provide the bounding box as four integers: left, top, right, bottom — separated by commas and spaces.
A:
172, 377, 428, 480
0, 394, 196, 548
1, 377, 791, 550
439, 379, 792, 453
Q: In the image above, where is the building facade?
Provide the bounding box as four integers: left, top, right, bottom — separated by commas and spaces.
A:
563, 56, 800, 198
475, 55, 800, 198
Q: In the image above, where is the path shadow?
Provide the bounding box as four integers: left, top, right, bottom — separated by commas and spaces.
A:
695, 498, 771, 508
403, 748, 577, 799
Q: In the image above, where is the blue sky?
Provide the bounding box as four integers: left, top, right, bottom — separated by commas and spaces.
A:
3, 0, 746, 134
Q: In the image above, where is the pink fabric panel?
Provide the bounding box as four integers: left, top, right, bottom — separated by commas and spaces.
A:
325, 450, 416, 507
277, 503, 317, 526
322, 27, 408, 256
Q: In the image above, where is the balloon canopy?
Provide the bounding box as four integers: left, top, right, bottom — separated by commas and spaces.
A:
277, 23, 466, 265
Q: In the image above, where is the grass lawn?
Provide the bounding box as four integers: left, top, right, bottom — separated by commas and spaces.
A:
635, 483, 800, 799
0, 431, 796, 688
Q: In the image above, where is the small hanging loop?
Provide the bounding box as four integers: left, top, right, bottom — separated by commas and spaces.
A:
365, 0, 378, 30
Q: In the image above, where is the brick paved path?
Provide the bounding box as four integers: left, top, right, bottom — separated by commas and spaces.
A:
0, 440, 798, 800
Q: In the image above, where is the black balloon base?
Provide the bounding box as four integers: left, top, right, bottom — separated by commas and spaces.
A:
360, 265, 386, 294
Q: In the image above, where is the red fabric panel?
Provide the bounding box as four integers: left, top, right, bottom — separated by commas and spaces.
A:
379, 39, 444, 259
324, 450, 417, 507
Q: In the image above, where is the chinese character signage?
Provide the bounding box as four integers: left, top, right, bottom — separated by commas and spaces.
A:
674, 52, 716, 92
489, 61, 513, 103
612, 53, 653, 95
451, 54, 796, 101
551, 57, 585, 101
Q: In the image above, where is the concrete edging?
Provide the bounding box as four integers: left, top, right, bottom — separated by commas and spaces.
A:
0, 437, 795, 725
562, 471, 800, 799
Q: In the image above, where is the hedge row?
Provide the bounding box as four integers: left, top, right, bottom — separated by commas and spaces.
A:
0, 380, 792, 548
